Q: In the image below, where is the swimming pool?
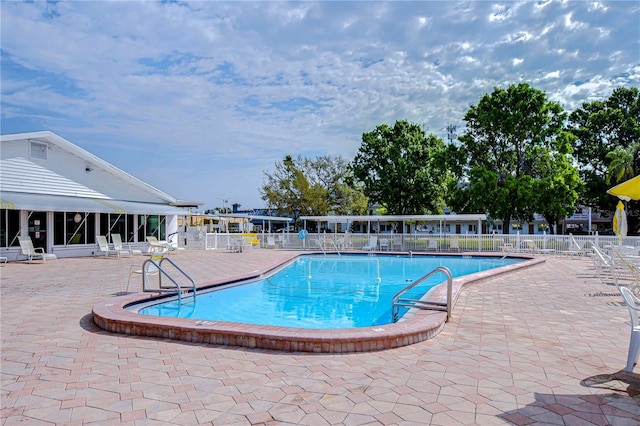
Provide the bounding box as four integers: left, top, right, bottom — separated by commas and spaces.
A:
93, 252, 543, 352
135, 254, 521, 328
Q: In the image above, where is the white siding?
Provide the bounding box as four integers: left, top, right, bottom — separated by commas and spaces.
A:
1, 135, 175, 204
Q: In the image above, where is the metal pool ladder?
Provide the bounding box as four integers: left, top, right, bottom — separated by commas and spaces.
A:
391, 266, 452, 323
142, 257, 196, 304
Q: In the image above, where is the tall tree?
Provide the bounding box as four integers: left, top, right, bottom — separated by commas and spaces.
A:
449, 83, 579, 233
261, 155, 368, 225
348, 120, 451, 215
569, 87, 640, 208
532, 149, 582, 233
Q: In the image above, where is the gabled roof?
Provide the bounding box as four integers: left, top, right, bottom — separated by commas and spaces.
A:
1, 157, 110, 199
0, 131, 201, 207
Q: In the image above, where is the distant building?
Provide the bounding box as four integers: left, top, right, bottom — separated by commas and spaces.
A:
1, 131, 200, 259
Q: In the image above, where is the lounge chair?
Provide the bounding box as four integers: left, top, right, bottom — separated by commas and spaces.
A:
560, 234, 590, 256
592, 245, 630, 286
110, 234, 133, 257
611, 248, 640, 293
499, 243, 514, 253
571, 234, 590, 255
277, 234, 287, 248
379, 238, 389, 251
338, 233, 353, 251
18, 236, 57, 263
146, 236, 168, 254
266, 236, 277, 249
426, 239, 438, 251
147, 235, 182, 254
96, 235, 119, 257
619, 286, 640, 371
520, 240, 555, 255
449, 237, 460, 252
362, 236, 378, 251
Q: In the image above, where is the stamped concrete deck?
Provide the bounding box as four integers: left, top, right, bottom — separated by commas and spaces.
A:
1, 250, 639, 425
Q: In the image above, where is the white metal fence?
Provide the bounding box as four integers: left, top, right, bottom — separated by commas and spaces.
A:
177, 227, 639, 256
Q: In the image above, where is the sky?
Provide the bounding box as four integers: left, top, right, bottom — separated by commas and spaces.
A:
1, 1, 639, 212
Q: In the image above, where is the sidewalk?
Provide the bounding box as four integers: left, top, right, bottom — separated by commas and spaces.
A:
1, 251, 639, 425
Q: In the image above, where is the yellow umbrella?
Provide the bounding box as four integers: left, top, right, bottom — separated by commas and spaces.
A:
607, 175, 640, 201
613, 200, 628, 238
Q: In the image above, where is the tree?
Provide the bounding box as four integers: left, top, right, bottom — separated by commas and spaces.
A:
569, 87, 640, 208
261, 155, 368, 226
299, 156, 369, 215
348, 120, 451, 215
606, 144, 637, 184
532, 150, 582, 233
449, 83, 579, 233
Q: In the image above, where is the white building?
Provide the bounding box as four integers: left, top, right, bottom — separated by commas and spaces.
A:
0, 131, 199, 259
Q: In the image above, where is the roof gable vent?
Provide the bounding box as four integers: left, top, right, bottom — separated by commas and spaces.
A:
30, 141, 48, 160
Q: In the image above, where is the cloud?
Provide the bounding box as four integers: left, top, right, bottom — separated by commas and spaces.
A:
1, 1, 638, 210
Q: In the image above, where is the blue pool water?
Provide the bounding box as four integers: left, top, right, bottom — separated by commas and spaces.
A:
137, 254, 520, 329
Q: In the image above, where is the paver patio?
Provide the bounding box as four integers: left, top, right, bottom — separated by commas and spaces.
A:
1, 250, 639, 425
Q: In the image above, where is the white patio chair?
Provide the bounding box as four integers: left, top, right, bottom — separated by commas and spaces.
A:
18, 236, 57, 263
362, 236, 378, 251
620, 286, 640, 372
110, 233, 133, 257
560, 234, 590, 256
379, 238, 389, 251
338, 233, 353, 251
127, 254, 163, 292
146, 236, 169, 254
96, 235, 118, 257
499, 242, 514, 253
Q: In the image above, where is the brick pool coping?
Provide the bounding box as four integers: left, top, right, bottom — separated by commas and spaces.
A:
92, 252, 544, 353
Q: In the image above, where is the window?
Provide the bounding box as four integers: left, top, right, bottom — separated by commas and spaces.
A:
54, 212, 96, 245
110, 214, 126, 238
30, 141, 48, 160
537, 223, 549, 232
54, 213, 65, 245
67, 212, 85, 244
0, 209, 21, 247
137, 215, 166, 242
99, 213, 135, 241
137, 215, 148, 242
126, 215, 135, 242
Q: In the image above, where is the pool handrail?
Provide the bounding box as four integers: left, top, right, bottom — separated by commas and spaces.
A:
142, 257, 196, 304
314, 238, 341, 256
391, 266, 453, 323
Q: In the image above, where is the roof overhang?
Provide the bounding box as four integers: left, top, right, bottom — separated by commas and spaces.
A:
0, 192, 188, 215
300, 214, 487, 222
218, 214, 293, 222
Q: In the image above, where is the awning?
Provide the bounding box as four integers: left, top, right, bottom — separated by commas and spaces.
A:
0, 192, 188, 215
110, 200, 188, 215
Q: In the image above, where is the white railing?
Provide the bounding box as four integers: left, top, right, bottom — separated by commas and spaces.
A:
186, 230, 639, 256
